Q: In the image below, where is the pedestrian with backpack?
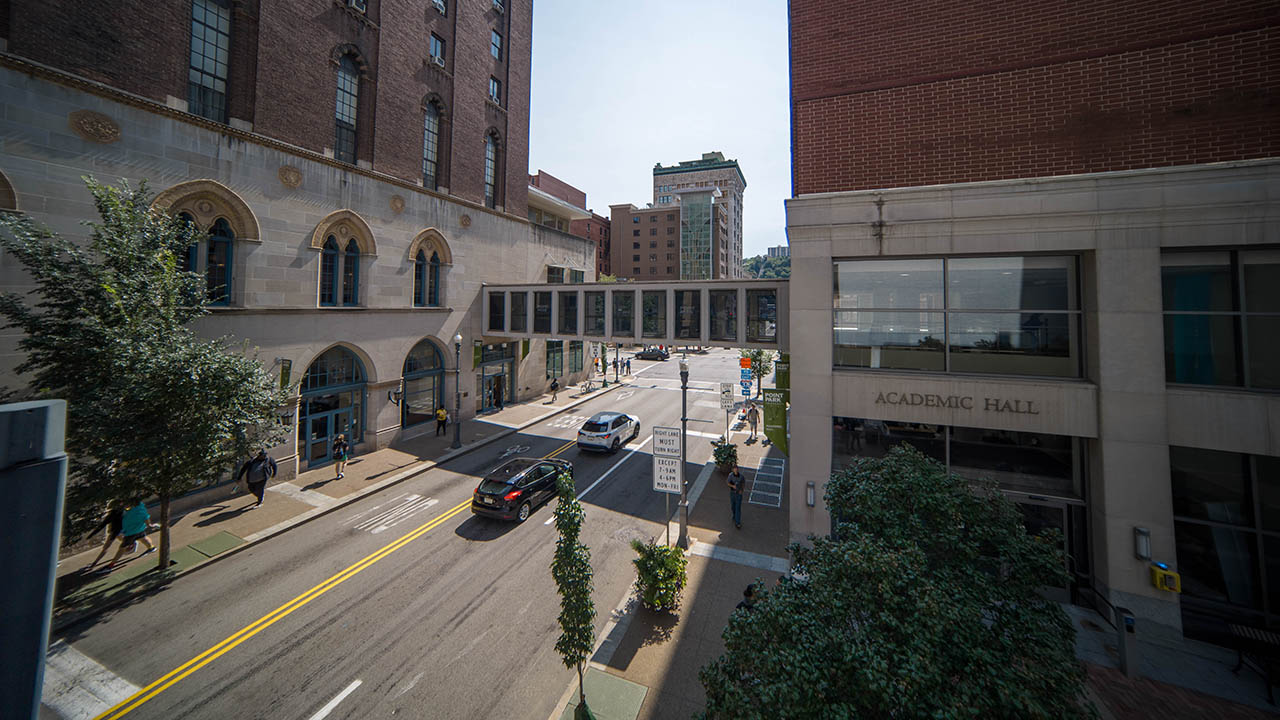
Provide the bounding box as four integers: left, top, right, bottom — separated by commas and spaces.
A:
98, 500, 156, 572
332, 434, 349, 480
550, 377, 559, 402
236, 449, 278, 508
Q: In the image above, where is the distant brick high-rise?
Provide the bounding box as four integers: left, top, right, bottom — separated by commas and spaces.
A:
528, 170, 608, 275
653, 152, 745, 278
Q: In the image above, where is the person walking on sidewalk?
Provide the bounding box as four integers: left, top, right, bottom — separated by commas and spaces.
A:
550, 377, 559, 402
727, 464, 746, 529
332, 434, 349, 480
99, 500, 155, 572
86, 501, 125, 569
747, 403, 760, 439
435, 406, 448, 436
735, 584, 756, 612
236, 449, 277, 508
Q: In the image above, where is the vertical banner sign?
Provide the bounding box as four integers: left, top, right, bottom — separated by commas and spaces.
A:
279, 358, 292, 392
473, 340, 482, 370
774, 353, 790, 390
521, 339, 530, 360
763, 389, 789, 456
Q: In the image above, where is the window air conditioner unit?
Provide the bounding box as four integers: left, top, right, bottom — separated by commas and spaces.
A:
492, 0, 504, 12
432, 0, 447, 12
348, 0, 367, 11
489, 92, 500, 103
433, 55, 445, 67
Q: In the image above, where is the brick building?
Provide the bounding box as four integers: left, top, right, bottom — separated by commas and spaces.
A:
608, 203, 682, 281
573, 211, 611, 277
786, 0, 1280, 647
653, 152, 745, 278
0, 0, 596, 477
528, 170, 609, 275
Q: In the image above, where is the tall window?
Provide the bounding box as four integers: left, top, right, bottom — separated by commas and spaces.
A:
206, 218, 233, 305
429, 34, 445, 64
490, 30, 503, 60
484, 134, 499, 208
335, 57, 359, 164
546, 340, 563, 379
413, 250, 428, 307
188, 0, 231, 122
423, 103, 441, 190
1163, 250, 1280, 390
342, 239, 360, 305
488, 77, 501, 103
569, 341, 583, 372
178, 212, 199, 273
429, 252, 441, 306
320, 238, 339, 306
402, 339, 444, 428
320, 236, 359, 307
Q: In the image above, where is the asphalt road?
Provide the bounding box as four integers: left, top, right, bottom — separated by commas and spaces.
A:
58, 348, 750, 720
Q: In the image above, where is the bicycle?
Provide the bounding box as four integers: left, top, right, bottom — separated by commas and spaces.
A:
580, 379, 597, 393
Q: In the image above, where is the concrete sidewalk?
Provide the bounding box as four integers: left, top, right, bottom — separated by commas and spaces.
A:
51, 374, 633, 631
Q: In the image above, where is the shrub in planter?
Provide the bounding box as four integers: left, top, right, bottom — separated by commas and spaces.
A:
712, 439, 738, 472
631, 539, 688, 611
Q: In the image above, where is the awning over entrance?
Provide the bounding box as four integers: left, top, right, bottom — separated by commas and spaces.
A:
482, 279, 788, 350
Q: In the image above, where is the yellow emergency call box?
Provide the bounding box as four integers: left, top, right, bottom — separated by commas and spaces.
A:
1150, 562, 1181, 593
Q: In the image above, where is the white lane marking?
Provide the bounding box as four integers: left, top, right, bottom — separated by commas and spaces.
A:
545, 436, 654, 524
353, 495, 440, 534
616, 390, 635, 400
500, 444, 531, 459
341, 493, 408, 525
749, 457, 786, 508
370, 498, 439, 535
42, 641, 140, 720
307, 679, 362, 720
546, 414, 590, 430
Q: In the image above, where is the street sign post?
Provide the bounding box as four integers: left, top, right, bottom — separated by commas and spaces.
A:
652, 425, 683, 545
720, 382, 734, 438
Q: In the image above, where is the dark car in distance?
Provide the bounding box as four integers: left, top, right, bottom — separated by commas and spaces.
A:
634, 347, 669, 361
471, 457, 573, 522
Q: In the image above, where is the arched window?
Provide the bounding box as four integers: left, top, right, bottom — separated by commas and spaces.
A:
483, 133, 499, 208
342, 238, 360, 306
320, 237, 339, 306
335, 56, 359, 164
178, 212, 199, 273
299, 346, 367, 466
413, 250, 428, 307
402, 339, 444, 428
429, 251, 441, 306
423, 102, 440, 190
207, 218, 233, 305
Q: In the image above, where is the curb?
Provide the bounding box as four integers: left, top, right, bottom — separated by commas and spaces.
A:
52, 381, 625, 633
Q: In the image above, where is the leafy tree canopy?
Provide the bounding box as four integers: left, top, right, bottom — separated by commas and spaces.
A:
0, 178, 286, 567
699, 446, 1095, 719
743, 254, 790, 279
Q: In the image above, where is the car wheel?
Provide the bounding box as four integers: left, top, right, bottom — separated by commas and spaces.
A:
517, 502, 531, 522
611, 437, 621, 453
632, 423, 640, 440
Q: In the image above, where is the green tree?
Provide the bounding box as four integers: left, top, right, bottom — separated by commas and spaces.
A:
551, 469, 597, 719
743, 254, 790, 279
597, 273, 618, 283
699, 446, 1096, 719
739, 348, 776, 398
0, 178, 287, 571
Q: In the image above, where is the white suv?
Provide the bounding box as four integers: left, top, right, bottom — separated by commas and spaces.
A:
577, 412, 640, 453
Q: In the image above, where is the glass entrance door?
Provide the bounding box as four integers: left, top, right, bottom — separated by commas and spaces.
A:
1016, 499, 1072, 603
481, 363, 509, 411
303, 408, 353, 466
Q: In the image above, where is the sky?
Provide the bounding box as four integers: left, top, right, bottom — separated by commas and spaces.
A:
528, 0, 791, 260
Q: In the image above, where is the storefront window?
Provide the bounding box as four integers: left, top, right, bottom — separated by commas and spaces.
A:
710, 290, 736, 341
569, 340, 583, 372
402, 339, 444, 428
1163, 250, 1280, 389
1172, 446, 1280, 643
546, 340, 563, 379
949, 426, 1078, 498
833, 256, 1081, 377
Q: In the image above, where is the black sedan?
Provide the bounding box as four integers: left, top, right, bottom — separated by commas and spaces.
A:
634, 347, 669, 361
471, 457, 573, 522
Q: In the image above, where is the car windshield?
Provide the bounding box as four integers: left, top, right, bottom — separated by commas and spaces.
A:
479, 459, 534, 492
582, 421, 609, 432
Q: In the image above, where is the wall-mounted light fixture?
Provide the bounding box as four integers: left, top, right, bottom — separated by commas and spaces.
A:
1133, 527, 1151, 561
388, 380, 404, 407
806, 481, 816, 507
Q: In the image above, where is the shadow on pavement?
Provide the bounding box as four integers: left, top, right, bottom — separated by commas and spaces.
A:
192, 503, 253, 527
453, 515, 520, 541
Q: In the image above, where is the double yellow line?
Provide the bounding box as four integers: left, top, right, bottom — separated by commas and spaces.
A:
96, 438, 578, 719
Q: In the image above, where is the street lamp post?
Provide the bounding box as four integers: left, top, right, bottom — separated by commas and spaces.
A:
451, 332, 462, 449
677, 357, 690, 549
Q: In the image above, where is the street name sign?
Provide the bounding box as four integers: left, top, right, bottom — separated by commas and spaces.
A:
652, 426, 681, 458
653, 455, 682, 494
739, 368, 753, 381
719, 383, 734, 410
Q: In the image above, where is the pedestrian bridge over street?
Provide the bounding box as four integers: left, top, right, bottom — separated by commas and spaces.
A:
480, 278, 789, 351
